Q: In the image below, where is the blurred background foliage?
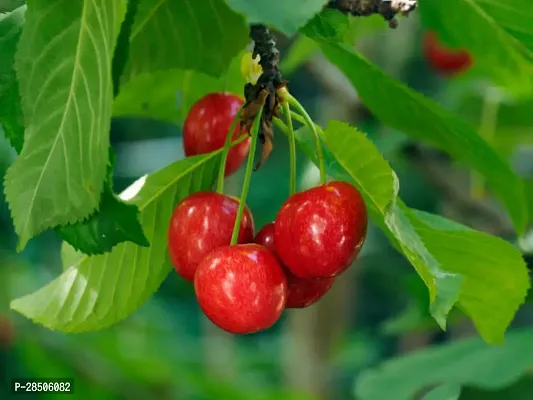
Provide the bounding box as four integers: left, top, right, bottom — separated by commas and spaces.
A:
2, 1, 533, 399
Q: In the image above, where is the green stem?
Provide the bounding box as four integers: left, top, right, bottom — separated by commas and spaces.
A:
216, 106, 244, 194
470, 88, 501, 200
274, 114, 328, 178
290, 111, 320, 133
273, 116, 289, 135
230, 108, 263, 245
286, 94, 326, 184
282, 102, 297, 196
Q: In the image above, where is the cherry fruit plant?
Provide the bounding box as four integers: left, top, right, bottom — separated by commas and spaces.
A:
0, 0, 531, 346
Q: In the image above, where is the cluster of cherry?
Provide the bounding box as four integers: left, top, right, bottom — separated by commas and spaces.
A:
167, 93, 368, 334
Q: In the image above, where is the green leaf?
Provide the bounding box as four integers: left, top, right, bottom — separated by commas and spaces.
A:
60, 242, 84, 270
0, 5, 25, 152
295, 121, 529, 343
56, 184, 149, 255
480, 0, 533, 53
422, 384, 461, 400
322, 122, 394, 212
4, 0, 128, 251
408, 210, 529, 343
300, 8, 351, 42
355, 328, 533, 400
419, 0, 533, 97
54, 1, 148, 256
111, 0, 140, 97
224, 0, 328, 37
281, 11, 385, 76
1, 4, 148, 256
300, 8, 386, 43
461, 376, 533, 400
10, 152, 222, 332
0, 0, 25, 13
314, 41, 528, 235
56, 150, 149, 255
113, 51, 245, 125
121, 0, 248, 83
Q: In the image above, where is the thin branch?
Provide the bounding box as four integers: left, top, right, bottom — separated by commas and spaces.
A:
402, 143, 516, 238
327, 0, 418, 28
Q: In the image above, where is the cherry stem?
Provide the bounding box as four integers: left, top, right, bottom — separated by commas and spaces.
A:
289, 111, 321, 134
273, 115, 327, 180
230, 107, 264, 245
286, 94, 326, 184
273, 117, 289, 133
282, 102, 297, 196
216, 105, 245, 194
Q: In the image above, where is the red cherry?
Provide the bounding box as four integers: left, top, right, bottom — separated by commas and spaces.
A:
183, 93, 250, 177
194, 244, 288, 334
274, 181, 367, 279
254, 222, 278, 255
422, 31, 472, 76
167, 192, 254, 282
255, 223, 335, 308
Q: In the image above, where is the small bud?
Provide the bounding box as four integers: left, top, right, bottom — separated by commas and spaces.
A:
276, 85, 290, 104
241, 52, 263, 85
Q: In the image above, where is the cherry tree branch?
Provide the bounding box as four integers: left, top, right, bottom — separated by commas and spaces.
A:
402, 143, 516, 238
242, 24, 287, 170
327, 0, 418, 28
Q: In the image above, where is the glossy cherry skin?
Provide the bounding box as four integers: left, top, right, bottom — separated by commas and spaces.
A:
255, 223, 335, 308
194, 244, 288, 334
183, 93, 250, 177
275, 181, 367, 279
422, 31, 472, 76
167, 192, 254, 282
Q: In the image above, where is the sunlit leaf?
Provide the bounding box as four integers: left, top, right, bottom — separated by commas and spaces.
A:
11, 152, 222, 332
56, 2, 149, 256
4, 0, 127, 250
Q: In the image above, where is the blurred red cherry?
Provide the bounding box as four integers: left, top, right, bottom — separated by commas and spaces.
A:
422, 31, 472, 75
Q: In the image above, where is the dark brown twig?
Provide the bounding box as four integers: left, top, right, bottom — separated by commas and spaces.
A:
241, 24, 287, 170
327, 0, 418, 28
